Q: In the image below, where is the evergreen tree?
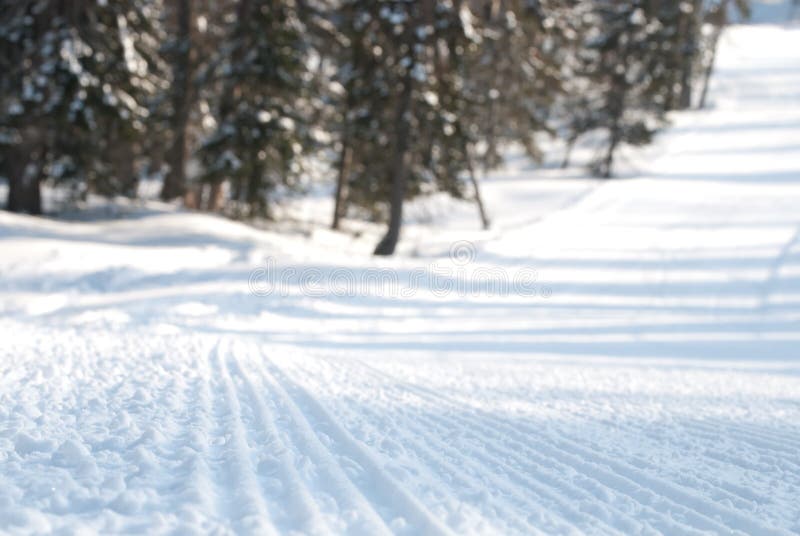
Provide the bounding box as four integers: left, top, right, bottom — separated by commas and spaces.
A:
676, 0, 703, 109
469, 0, 569, 170
198, 0, 315, 219
573, 0, 674, 178
159, 0, 195, 201
0, 0, 743, 251
0, 0, 165, 213
327, 1, 485, 254
327, 1, 388, 229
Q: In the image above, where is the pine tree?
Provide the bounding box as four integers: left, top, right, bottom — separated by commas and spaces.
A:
159, 0, 195, 201
469, 0, 569, 170
198, 0, 315, 219
327, 1, 485, 254
676, 0, 703, 109
324, 1, 406, 230
573, 0, 674, 178
0, 0, 165, 213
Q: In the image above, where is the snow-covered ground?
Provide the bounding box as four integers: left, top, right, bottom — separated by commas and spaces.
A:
2, 20, 800, 536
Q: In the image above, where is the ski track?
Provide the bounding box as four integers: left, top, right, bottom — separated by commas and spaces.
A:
310, 355, 792, 535
257, 349, 452, 536
306, 357, 629, 536
228, 347, 329, 534
209, 340, 278, 535
3, 20, 800, 535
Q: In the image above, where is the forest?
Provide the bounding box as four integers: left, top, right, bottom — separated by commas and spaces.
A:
1, 0, 749, 255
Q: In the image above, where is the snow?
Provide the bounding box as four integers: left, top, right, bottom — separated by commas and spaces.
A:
2, 21, 800, 535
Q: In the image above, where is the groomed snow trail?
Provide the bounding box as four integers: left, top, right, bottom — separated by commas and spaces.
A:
2, 22, 800, 535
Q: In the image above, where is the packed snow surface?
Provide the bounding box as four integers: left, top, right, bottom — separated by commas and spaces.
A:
2, 23, 800, 535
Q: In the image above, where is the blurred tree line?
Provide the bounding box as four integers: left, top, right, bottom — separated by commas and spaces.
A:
0, 0, 748, 254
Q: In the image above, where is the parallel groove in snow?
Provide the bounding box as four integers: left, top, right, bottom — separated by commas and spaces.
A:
212, 340, 279, 535
242, 349, 396, 535
2, 20, 800, 536
299, 358, 577, 535
312, 356, 636, 534
258, 348, 453, 536
344, 359, 724, 535
343, 357, 793, 535
228, 348, 328, 534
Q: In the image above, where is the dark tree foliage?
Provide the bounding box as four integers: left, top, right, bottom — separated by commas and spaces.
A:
198, 0, 315, 219
0, 0, 165, 213
0, 0, 750, 253
468, 0, 572, 170
326, 1, 484, 254
571, 1, 674, 178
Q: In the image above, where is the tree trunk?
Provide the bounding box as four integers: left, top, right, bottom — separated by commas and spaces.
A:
561, 134, 577, 169
678, 0, 701, 109
665, 7, 688, 111
7, 176, 42, 215
484, 99, 498, 174
183, 184, 202, 209
108, 122, 138, 197
331, 136, 352, 230
678, 51, 694, 110
207, 180, 225, 211
601, 89, 623, 179
161, 0, 193, 201
601, 129, 619, 179
482, 0, 502, 174
698, 28, 722, 109
246, 161, 263, 217
6, 143, 42, 215
465, 143, 490, 230
374, 69, 414, 256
